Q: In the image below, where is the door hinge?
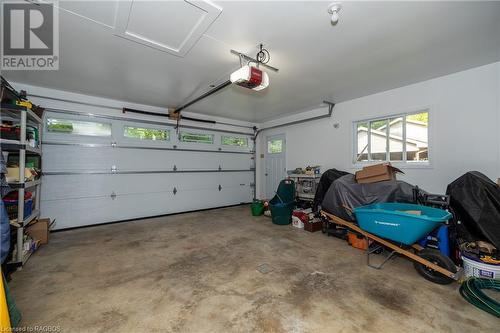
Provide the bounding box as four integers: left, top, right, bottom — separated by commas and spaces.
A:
111, 165, 117, 173
218, 184, 222, 191
173, 187, 177, 195
110, 191, 117, 200
173, 165, 177, 171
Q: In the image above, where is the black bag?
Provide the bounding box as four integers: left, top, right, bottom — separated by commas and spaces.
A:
312, 169, 350, 212
446, 171, 500, 249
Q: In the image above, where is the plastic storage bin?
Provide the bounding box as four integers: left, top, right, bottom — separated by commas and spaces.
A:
353, 203, 452, 245
3, 198, 33, 220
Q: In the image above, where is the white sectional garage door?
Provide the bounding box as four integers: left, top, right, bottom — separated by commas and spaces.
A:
41, 111, 254, 229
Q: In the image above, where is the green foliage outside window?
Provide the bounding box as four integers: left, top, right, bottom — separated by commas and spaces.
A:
180, 132, 214, 144
124, 126, 169, 141
47, 120, 73, 133
267, 139, 283, 154
221, 135, 248, 147
47, 118, 111, 136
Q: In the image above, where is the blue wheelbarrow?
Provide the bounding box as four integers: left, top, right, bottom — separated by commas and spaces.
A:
322, 203, 463, 284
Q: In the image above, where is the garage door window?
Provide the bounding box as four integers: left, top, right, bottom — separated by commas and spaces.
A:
46, 118, 111, 136
221, 135, 248, 147
354, 111, 429, 164
124, 126, 169, 141
180, 132, 214, 144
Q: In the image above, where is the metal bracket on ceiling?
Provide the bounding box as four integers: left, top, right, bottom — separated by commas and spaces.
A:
230, 49, 279, 72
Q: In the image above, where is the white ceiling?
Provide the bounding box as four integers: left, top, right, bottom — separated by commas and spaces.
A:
5, 1, 500, 122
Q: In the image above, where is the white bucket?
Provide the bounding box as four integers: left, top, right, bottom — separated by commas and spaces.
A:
462, 256, 500, 279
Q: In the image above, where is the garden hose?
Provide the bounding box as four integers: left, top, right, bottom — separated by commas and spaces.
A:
459, 277, 500, 318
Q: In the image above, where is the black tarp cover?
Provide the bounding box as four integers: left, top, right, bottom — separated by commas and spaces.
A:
321, 174, 416, 221
446, 171, 500, 249
313, 168, 351, 211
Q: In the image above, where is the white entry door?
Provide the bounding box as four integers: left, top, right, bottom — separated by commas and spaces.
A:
265, 134, 286, 199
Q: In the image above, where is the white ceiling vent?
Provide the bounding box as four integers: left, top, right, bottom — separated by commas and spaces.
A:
114, 0, 222, 57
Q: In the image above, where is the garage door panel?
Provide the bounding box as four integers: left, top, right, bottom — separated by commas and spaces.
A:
220, 154, 253, 170
43, 146, 252, 172
43, 145, 117, 172
43, 186, 248, 230
42, 172, 253, 200
42, 114, 254, 229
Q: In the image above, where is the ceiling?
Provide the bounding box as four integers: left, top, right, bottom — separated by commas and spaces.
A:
5, 1, 500, 122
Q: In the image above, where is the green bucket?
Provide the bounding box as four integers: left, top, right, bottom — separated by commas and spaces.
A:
250, 200, 265, 216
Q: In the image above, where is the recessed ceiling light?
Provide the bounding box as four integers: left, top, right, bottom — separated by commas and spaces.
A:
327, 2, 342, 25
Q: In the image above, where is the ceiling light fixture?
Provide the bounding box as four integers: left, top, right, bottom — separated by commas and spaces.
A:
327, 2, 342, 25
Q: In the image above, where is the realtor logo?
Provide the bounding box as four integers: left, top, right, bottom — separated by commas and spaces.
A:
1, 0, 59, 70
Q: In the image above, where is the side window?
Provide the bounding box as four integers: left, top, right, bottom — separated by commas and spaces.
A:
267, 139, 283, 154
221, 135, 248, 147
353, 111, 429, 164
46, 118, 111, 136
124, 126, 169, 141
180, 132, 214, 144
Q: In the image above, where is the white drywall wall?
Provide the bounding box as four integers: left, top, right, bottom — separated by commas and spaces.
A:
257, 62, 500, 197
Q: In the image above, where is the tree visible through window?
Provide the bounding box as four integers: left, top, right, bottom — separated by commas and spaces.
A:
180, 132, 214, 144
124, 126, 169, 141
221, 135, 248, 147
267, 139, 283, 154
354, 111, 429, 163
47, 118, 111, 136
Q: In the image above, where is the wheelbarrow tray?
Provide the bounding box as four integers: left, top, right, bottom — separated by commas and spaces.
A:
353, 203, 452, 245
321, 210, 462, 281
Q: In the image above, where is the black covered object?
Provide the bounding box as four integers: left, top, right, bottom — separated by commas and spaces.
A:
321, 174, 416, 221
446, 171, 500, 249
313, 169, 350, 211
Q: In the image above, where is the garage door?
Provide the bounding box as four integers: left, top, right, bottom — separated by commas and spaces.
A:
41, 111, 254, 229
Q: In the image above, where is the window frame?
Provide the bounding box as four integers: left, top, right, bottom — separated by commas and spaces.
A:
46, 117, 112, 137
267, 138, 284, 154
123, 125, 170, 141
352, 108, 431, 168
179, 131, 214, 145
221, 135, 249, 148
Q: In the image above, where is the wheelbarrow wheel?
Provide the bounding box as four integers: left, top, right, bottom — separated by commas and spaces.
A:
413, 248, 456, 285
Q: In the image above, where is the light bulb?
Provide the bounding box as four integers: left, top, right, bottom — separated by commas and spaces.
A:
327, 2, 342, 25
331, 11, 339, 24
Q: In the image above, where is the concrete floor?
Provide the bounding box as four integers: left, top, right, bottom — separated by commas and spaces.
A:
9, 205, 498, 332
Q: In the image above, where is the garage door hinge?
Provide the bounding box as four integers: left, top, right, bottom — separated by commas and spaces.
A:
111, 142, 117, 148
173, 187, 177, 195
250, 183, 255, 188
173, 165, 177, 171
110, 191, 117, 200
218, 165, 222, 171
218, 184, 222, 191
111, 165, 117, 173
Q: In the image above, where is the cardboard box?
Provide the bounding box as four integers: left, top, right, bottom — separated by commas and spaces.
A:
355, 163, 403, 184
26, 218, 51, 245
